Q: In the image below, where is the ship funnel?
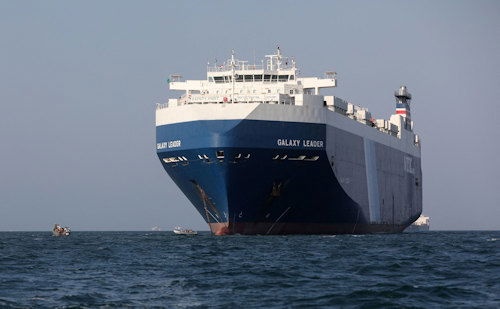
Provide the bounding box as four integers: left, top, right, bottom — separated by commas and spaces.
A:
394, 85, 412, 130
394, 85, 412, 117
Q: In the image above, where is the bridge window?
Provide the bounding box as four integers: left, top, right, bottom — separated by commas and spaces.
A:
278, 75, 288, 82
271, 75, 278, 82
264, 74, 271, 82
214, 76, 224, 83
244, 75, 253, 82
254, 74, 263, 82
236, 75, 243, 82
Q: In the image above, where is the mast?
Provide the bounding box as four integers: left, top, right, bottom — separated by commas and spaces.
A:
394, 86, 412, 130
231, 50, 235, 103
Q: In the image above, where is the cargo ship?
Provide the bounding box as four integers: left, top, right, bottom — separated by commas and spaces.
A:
405, 215, 430, 232
156, 49, 422, 235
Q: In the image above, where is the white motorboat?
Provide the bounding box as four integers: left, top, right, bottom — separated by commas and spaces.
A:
52, 224, 71, 236
173, 226, 197, 235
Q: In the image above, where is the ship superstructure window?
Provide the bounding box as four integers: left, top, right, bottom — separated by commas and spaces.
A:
216, 150, 224, 159
209, 74, 289, 83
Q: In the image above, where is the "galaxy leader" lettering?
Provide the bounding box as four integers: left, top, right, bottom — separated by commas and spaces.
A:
157, 140, 181, 150
277, 139, 324, 148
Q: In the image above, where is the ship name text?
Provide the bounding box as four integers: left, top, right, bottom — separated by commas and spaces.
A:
277, 139, 324, 148
157, 140, 182, 150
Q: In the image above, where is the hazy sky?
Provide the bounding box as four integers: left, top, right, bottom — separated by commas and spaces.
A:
1, 1, 499, 231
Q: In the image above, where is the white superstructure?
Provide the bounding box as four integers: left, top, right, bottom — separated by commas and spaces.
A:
165, 48, 335, 107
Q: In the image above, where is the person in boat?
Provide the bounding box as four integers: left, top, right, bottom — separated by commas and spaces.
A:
53, 224, 64, 235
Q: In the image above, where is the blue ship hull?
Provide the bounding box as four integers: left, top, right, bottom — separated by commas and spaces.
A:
156, 119, 418, 235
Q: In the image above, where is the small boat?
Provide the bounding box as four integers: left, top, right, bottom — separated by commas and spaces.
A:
52, 224, 71, 236
173, 226, 197, 235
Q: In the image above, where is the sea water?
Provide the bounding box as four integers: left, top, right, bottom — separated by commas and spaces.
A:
0, 231, 498, 308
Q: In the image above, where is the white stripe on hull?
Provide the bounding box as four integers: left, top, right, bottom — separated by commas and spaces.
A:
156, 103, 421, 157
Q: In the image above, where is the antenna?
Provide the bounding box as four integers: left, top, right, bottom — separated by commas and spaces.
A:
231, 49, 236, 103
231, 49, 235, 65
276, 46, 282, 70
